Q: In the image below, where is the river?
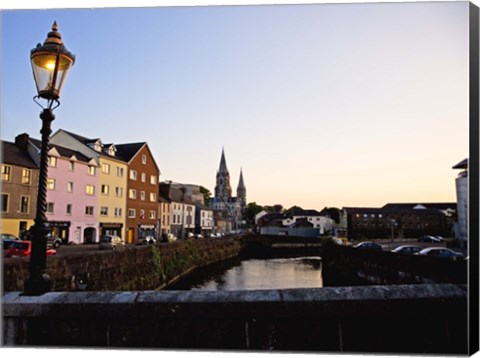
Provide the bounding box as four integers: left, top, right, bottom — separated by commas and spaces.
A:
166, 255, 323, 291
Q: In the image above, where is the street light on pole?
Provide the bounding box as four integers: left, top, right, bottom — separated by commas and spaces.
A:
24, 22, 75, 295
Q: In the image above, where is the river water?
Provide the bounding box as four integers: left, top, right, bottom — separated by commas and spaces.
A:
166, 256, 323, 291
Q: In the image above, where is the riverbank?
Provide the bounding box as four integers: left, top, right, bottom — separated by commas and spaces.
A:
2, 238, 242, 292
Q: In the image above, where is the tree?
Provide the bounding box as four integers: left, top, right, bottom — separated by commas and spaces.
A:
244, 202, 264, 226
199, 186, 212, 206
320, 207, 341, 224
284, 205, 304, 217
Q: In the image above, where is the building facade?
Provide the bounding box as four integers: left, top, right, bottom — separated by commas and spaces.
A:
341, 203, 455, 240
1, 139, 39, 237
452, 159, 468, 242
117, 143, 160, 244
24, 135, 100, 244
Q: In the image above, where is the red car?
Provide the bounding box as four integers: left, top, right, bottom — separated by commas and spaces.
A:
5, 240, 56, 258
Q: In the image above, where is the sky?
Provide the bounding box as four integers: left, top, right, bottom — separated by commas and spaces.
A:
0, 0, 472, 210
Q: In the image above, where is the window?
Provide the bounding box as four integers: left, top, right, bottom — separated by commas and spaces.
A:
46, 202, 55, 214
88, 166, 96, 175
1, 193, 9, 212
129, 189, 136, 199
100, 206, 108, 216
149, 210, 156, 219
115, 187, 123, 197
1, 165, 11, 182
47, 178, 56, 190
21, 169, 32, 185
116, 167, 124, 177
142, 154, 147, 164
69, 161, 75, 171
85, 206, 94, 216
130, 170, 137, 180
141, 173, 146, 182
86, 185, 95, 195
150, 193, 156, 202
140, 191, 145, 201
114, 208, 122, 218
150, 175, 156, 185
128, 209, 136, 218
140, 209, 145, 219
49, 157, 57, 167
101, 184, 109, 195
66, 204, 72, 215
19, 196, 30, 214
67, 182, 74, 193
102, 163, 110, 174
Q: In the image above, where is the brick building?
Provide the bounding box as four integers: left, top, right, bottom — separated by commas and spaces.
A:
116, 143, 160, 244
341, 203, 456, 240
1, 139, 39, 237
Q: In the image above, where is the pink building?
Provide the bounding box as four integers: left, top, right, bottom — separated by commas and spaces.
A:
28, 136, 100, 244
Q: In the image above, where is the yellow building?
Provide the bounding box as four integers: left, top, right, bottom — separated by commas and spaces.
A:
97, 150, 128, 240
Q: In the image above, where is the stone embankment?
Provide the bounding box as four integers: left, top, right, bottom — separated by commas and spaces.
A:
2, 238, 241, 292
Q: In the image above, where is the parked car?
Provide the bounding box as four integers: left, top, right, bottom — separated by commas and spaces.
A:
418, 235, 443, 243
1, 233, 19, 250
138, 235, 156, 245
46, 233, 63, 248
391, 245, 422, 255
20, 230, 63, 248
99, 235, 125, 250
416, 247, 464, 259
5, 240, 56, 258
354, 241, 383, 250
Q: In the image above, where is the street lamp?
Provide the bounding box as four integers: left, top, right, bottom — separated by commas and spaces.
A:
24, 22, 75, 295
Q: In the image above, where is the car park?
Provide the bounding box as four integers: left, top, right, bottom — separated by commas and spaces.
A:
5, 240, 56, 258
391, 245, 422, 254
99, 235, 125, 250
416, 247, 464, 259
354, 241, 383, 250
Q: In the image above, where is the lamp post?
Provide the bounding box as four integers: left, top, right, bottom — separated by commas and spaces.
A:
24, 22, 75, 295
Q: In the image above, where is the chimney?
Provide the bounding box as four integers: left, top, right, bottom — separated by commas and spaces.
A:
15, 133, 30, 152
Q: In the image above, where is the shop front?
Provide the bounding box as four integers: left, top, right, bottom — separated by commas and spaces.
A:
100, 222, 124, 239
46, 221, 71, 244
138, 224, 157, 242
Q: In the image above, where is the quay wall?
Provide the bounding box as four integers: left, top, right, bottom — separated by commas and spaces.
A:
2, 284, 468, 354
321, 242, 468, 286
2, 238, 241, 292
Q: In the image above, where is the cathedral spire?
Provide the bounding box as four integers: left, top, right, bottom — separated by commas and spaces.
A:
219, 147, 228, 173
237, 168, 245, 190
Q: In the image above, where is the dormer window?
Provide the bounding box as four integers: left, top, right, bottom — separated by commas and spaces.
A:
95, 142, 102, 152
108, 145, 116, 156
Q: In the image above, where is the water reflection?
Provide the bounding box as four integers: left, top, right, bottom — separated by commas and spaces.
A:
167, 256, 322, 291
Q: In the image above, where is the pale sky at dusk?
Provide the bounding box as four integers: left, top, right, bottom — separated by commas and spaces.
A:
1, 0, 472, 210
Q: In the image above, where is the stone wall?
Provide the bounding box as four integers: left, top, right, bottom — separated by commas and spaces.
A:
2, 284, 468, 354
322, 242, 467, 286
2, 238, 241, 292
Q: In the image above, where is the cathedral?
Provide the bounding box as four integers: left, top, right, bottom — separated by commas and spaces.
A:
211, 148, 247, 231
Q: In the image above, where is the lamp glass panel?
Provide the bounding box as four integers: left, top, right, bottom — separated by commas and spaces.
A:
31, 52, 74, 98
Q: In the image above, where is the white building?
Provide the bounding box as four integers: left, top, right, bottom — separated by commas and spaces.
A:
453, 159, 468, 243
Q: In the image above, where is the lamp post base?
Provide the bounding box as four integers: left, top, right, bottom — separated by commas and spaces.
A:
23, 274, 52, 296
